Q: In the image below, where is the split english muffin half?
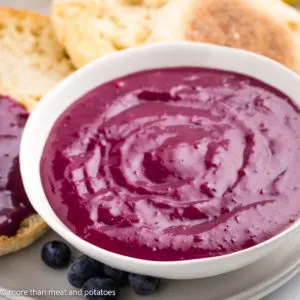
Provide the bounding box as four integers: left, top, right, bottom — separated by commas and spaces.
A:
52, 0, 300, 74
51, 0, 171, 68
148, 0, 300, 74
0, 7, 74, 255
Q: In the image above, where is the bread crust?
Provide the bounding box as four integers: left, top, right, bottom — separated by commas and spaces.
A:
0, 215, 48, 256
187, 0, 298, 72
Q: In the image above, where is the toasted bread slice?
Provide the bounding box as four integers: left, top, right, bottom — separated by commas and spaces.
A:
0, 215, 48, 256
148, 0, 300, 74
0, 7, 74, 111
0, 8, 74, 255
51, 0, 170, 68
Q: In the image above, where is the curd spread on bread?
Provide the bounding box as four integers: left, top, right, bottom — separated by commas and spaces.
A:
41, 68, 300, 261
0, 96, 34, 236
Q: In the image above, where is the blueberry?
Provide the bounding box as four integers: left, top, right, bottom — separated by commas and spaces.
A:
103, 265, 128, 285
41, 240, 71, 269
83, 277, 119, 300
68, 255, 104, 288
128, 274, 160, 295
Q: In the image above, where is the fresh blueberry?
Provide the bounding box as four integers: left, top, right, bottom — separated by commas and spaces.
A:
128, 274, 160, 295
41, 240, 71, 269
83, 277, 119, 300
68, 255, 104, 288
102, 265, 128, 285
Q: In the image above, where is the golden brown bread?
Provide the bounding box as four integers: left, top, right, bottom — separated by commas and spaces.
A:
52, 0, 300, 72
0, 7, 74, 111
0, 215, 48, 256
0, 8, 74, 255
148, 0, 300, 74
51, 0, 171, 68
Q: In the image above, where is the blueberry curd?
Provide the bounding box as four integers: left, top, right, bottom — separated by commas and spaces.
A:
0, 96, 34, 236
40, 68, 300, 261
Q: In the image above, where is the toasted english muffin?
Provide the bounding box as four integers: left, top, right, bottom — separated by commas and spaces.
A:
0, 7, 74, 111
0, 215, 48, 256
51, 0, 170, 68
0, 8, 74, 255
148, 0, 300, 74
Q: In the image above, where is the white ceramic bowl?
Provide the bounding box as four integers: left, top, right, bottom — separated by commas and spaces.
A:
20, 42, 300, 279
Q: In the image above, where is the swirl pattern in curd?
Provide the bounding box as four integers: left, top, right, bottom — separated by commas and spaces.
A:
41, 68, 300, 261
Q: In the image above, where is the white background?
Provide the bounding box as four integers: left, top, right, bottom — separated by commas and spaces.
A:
1, 0, 300, 299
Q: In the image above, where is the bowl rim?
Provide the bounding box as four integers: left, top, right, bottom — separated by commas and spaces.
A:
20, 41, 300, 267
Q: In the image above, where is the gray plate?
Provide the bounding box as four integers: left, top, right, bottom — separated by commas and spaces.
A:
0, 231, 300, 300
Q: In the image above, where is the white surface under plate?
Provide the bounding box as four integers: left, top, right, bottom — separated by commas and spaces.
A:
1, 0, 300, 299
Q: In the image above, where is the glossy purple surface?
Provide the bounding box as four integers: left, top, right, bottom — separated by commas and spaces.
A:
0, 96, 34, 236
41, 68, 300, 261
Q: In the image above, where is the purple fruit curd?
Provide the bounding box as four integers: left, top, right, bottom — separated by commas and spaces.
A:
0, 96, 34, 236
40, 68, 300, 261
